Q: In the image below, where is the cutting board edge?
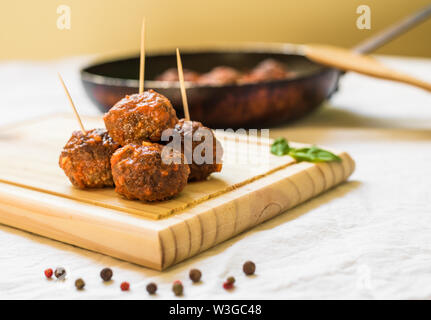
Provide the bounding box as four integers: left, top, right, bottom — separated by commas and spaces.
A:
0, 182, 166, 270
157, 151, 355, 269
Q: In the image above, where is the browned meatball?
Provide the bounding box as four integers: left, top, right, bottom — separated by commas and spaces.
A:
156, 68, 201, 82
173, 119, 223, 181
103, 90, 179, 145
110, 142, 190, 201
198, 66, 241, 85
59, 129, 120, 189
239, 59, 294, 83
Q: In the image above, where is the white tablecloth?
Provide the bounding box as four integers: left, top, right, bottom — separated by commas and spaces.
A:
0, 56, 430, 300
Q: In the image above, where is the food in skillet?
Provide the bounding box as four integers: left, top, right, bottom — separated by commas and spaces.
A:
172, 119, 223, 181
198, 66, 241, 85
156, 68, 200, 82
59, 129, 120, 189
110, 142, 190, 201
155, 59, 295, 85
103, 89, 178, 145
239, 59, 294, 83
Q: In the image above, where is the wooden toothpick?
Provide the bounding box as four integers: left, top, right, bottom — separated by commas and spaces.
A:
57, 73, 86, 134
139, 18, 146, 94
176, 48, 190, 121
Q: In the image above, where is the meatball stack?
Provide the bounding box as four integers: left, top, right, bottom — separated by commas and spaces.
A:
59, 89, 223, 202
104, 89, 189, 201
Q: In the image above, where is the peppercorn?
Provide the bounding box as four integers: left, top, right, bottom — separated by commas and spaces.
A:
223, 276, 235, 290
44, 268, 53, 279
146, 282, 157, 295
75, 278, 85, 290
120, 281, 130, 291
243, 261, 256, 275
223, 281, 234, 290
54, 267, 66, 280
226, 276, 235, 285
172, 280, 183, 296
189, 269, 202, 283
100, 267, 113, 281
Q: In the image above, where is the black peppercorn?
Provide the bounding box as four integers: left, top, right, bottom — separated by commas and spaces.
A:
146, 282, 157, 294
75, 278, 85, 290
189, 269, 202, 283
243, 261, 256, 275
54, 267, 66, 280
172, 280, 183, 296
100, 267, 113, 281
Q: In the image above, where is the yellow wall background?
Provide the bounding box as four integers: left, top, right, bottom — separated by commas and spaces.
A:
0, 0, 430, 60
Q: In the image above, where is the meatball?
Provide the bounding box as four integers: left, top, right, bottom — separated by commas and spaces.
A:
103, 90, 179, 145
59, 128, 120, 189
155, 68, 201, 82
111, 142, 190, 201
198, 66, 241, 85
239, 59, 293, 83
172, 119, 223, 181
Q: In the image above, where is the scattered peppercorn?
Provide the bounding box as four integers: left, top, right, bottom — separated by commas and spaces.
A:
189, 269, 202, 283
226, 276, 235, 285
223, 276, 235, 290
54, 267, 66, 280
44, 268, 53, 279
172, 280, 183, 296
146, 282, 157, 295
243, 261, 256, 275
120, 281, 130, 291
75, 278, 85, 290
100, 267, 113, 281
223, 281, 234, 290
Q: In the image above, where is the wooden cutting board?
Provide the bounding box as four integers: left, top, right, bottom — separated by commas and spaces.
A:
0, 114, 355, 270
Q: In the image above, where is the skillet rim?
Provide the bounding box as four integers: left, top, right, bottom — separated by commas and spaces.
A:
80, 43, 332, 90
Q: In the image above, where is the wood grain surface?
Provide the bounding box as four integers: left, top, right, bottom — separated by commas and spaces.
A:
0, 115, 355, 270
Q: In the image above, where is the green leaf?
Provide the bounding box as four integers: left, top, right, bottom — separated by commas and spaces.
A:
270, 137, 290, 156
271, 138, 341, 163
289, 146, 341, 163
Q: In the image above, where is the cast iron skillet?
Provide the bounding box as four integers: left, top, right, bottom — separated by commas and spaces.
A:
80, 6, 430, 129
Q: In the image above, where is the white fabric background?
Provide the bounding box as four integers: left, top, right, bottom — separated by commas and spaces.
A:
0, 56, 430, 299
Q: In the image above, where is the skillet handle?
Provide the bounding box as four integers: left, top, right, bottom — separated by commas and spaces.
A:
353, 5, 431, 54
305, 44, 431, 92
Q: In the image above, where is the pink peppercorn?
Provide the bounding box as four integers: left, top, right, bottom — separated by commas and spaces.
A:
120, 281, 130, 291
44, 268, 53, 279
223, 282, 234, 290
